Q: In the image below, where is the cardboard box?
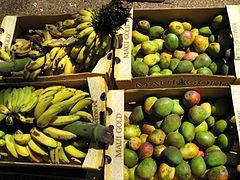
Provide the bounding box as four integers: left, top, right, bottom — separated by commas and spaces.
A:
0, 15, 113, 88
0, 76, 107, 179
105, 85, 240, 179
114, 6, 240, 89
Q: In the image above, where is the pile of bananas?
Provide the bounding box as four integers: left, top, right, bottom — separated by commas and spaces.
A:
0, 85, 96, 164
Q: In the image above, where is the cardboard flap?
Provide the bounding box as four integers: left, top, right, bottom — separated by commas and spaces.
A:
230, 85, 240, 145
92, 50, 113, 74
0, 16, 17, 50
104, 90, 124, 180
114, 8, 133, 81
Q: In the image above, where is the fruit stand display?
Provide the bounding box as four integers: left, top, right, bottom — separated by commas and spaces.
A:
114, 5, 240, 89
105, 86, 240, 180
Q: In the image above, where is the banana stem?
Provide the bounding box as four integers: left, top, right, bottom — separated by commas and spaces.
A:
62, 121, 114, 145
0, 57, 32, 74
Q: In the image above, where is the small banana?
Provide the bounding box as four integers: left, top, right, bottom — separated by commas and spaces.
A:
34, 95, 54, 119
11, 40, 26, 50
51, 87, 76, 104
61, 28, 78, 38
14, 133, 31, 145
76, 16, 92, 23
54, 47, 70, 62
15, 40, 32, 56
28, 50, 43, 58
26, 56, 45, 71
77, 27, 94, 39
63, 57, 74, 74
42, 38, 64, 47
25, 34, 43, 45
0, 89, 4, 105
43, 30, 52, 41
16, 113, 35, 124
70, 43, 84, 59
15, 143, 29, 157
30, 127, 57, 148
23, 68, 31, 81
49, 114, 80, 126
10, 88, 19, 112
41, 155, 51, 163
20, 93, 39, 113
0, 147, 8, 157
0, 104, 10, 115
70, 97, 93, 114
75, 111, 93, 122
29, 68, 42, 81
76, 22, 92, 31
0, 113, 6, 122
76, 46, 86, 63
78, 9, 93, 17
64, 144, 86, 158
49, 47, 61, 60
86, 30, 96, 48
56, 55, 69, 72
84, 55, 91, 69
0, 49, 11, 61
26, 145, 43, 163
59, 146, 70, 163
5, 134, 18, 158
43, 127, 77, 140
62, 19, 77, 28
28, 139, 48, 156
14, 88, 24, 112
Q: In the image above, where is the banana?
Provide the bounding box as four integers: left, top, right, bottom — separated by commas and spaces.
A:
5, 134, 18, 158
0, 89, 4, 105
0, 139, 5, 147
62, 37, 78, 46
76, 16, 92, 23
51, 87, 76, 104
15, 142, 29, 157
0, 130, 5, 138
54, 47, 70, 62
76, 46, 86, 63
84, 55, 91, 69
61, 28, 78, 38
43, 30, 52, 41
86, 31, 97, 48
49, 114, 80, 126
42, 38, 64, 47
49, 47, 61, 60
29, 68, 42, 81
23, 68, 31, 81
28, 50, 43, 58
43, 52, 52, 71
16, 113, 35, 124
43, 127, 77, 140
20, 93, 39, 113
30, 127, 57, 148
45, 24, 62, 37
34, 88, 44, 95
5, 115, 13, 125
10, 88, 19, 112
38, 90, 59, 102
0, 113, 6, 122
55, 141, 62, 164
26, 56, 45, 71
19, 86, 34, 107
63, 57, 73, 74
0, 147, 8, 157
28, 139, 48, 156
56, 55, 69, 72
26, 145, 43, 163
0, 104, 10, 114
59, 145, 70, 163
25, 34, 43, 45
40, 86, 64, 95
3, 88, 12, 110
11, 40, 25, 50
49, 147, 57, 164
14, 88, 24, 111
62, 19, 77, 28
70, 43, 84, 59
70, 97, 93, 114
77, 27, 94, 39
78, 9, 93, 17
34, 95, 54, 119
15, 40, 32, 56
76, 22, 92, 31
41, 155, 51, 163
63, 144, 86, 158
0, 49, 11, 61
14, 133, 31, 145
75, 111, 93, 122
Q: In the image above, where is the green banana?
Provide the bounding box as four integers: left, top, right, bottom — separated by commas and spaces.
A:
0, 49, 11, 61
51, 87, 76, 104
63, 144, 86, 158
28, 139, 48, 156
49, 114, 80, 126
20, 93, 39, 113
70, 97, 93, 114
43, 127, 77, 140
34, 95, 54, 119
5, 134, 19, 158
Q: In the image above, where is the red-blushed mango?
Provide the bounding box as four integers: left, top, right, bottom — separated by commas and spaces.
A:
137, 20, 151, 33
158, 163, 175, 180
138, 142, 154, 159
141, 41, 159, 54
136, 157, 157, 179
180, 142, 199, 160
173, 50, 186, 60
147, 129, 166, 145
179, 30, 195, 48
127, 136, 142, 151
183, 90, 201, 108
183, 52, 198, 61
200, 102, 211, 118
193, 35, 209, 53
169, 21, 184, 35
208, 166, 228, 180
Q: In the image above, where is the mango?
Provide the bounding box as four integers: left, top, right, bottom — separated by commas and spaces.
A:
205, 145, 221, 154
149, 65, 161, 75
179, 30, 195, 48
169, 58, 180, 72
158, 163, 175, 180
148, 26, 164, 39
180, 142, 199, 160
163, 146, 183, 165
139, 134, 148, 143
208, 165, 228, 180
195, 131, 215, 148
129, 105, 144, 124
162, 114, 182, 134
209, 62, 218, 74
135, 57, 143, 62
193, 53, 212, 69
153, 144, 166, 159
188, 105, 207, 125
154, 97, 174, 117
155, 120, 163, 129
193, 35, 209, 53
200, 102, 211, 118
147, 129, 166, 145
138, 142, 154, 159
143, 96, 158, 115
211, 98, 231, 116
164, 33, 179, 51
136, 157, 157, 179
191, 28, 199, 36
190, 156, 206, 177
197, 67, 213, 75
143, 54, 160, 66
159, 51, 172, 69
175, 160, 192, 180
212, 14, 229, 30
165, 132, 185, 149
132, 60, 149, 76
152, 39, 164, 52
195, 121, 208, 132
224, 48, 234, 61
141, 124, 155, 135
182, 22, 192, 30
137, 20, 151, 33
183, 52, 198, 61
199, 26, 212, 37
209, 34, 215, 43
141, 41, 158, 54
129, 164, 138, 180
217, 28, 233, 50
132, 44, 142, 57
173, 50, 186, 60
213, 119, 228, 135
179, 121, 195, 142
169, 21, 184, 35
159, 69, 172, 75
132, 30, 150, 44
175, 60, 193, 73
124, 114, 130, 127
124, 165, 131, 180
217, 133, 234, 152
124, 148, 139, 168
127, 136, 142, 150
124, 124, 141, 140
207, 42, 222, 58
205, 150, 227, 166
183, 90, 201, 108
172, 99, 184, 115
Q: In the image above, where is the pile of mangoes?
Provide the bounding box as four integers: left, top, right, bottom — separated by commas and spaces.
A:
131, 14, 235, 77
124, 90, 240, 180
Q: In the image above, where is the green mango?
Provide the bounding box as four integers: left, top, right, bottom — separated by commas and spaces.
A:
205, 150, 227, 166
226, 151, 240, 166
190, 156, 206, 177
172, 99, 184, 115
129, 164, 138, 180
209, 62, 218, 74
164, 33, 179, 51
217, 133, 234, 152
176, 160, 192, 180
205, 145, 221, 154
149, 64, 161, 74
132, 61, 149, 76
175, 60, 193, 73
197, 67, 213, 75
152, 39, 164, 52
163, 146, 183, 165
161, 114, 182, 134
159, 69, 172, 75
137, 20, 151, 34
195, 121, 208, 132
193, 53, 212, 69
191, 28, 199, 37
154, 97, 174, 117
212, 14, 229, 30
136, 157, 157, 179
179, 121, 195, 142
148, 26, 164, 39
188, 105, 207, 125
124, 148, 139, 168
132, 44, 142, 57
207, 42, 222, 58
199, 26, 212, 37
195, 131, 215, 148
206, 116, 215, 128
209, 34, 215, 43
165, 132, 185, 148
213, 119, 228, 135
182, 22, 192, 30
129, 105, 144, 124
169, 58, 180, 71
132, 30, 150, 44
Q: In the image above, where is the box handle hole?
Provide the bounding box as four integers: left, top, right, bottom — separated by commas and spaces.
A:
106, 107, 113, 116
100, 92, 106, 101
107, 52, 112, 60
105, 155, 112, 165
0, 28, 4, 34
114, 57, 121, 64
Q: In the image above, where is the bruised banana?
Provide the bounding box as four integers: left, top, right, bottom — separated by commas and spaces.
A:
64, 144, 86, 158
30, 127, 57, 148
26, 145, 43, 163
49, 47, 61, 60
25, 56, 45, 71
16, 113, 35, 124
5, 134, 18, 158
56, 55, 69, 72
29, 68, 42, 81
49, 114, 80, 126
28, 139, 48, 156
43, 127, 77, 140
70, 43, 84, 59
14, 143, 29, 157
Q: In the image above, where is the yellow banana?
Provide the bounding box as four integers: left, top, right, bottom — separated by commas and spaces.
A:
0, 89, 4, 105
16, 113, 35, 124
26, 145, 43, 163
64, 144, 86, 158
15, 40, 32, 56
49, 147, 57, 164
86, 30, 96, 47
0, 104, 10, 115
76, 16, 92, 23
76, 46, 86, 63
11, 40, 25, 50
70, 97, 93, 114
55, 141, 62, 164
51, 87, 76, 104
65, 92, 90, 112
77, 27, 94, 39
29, 68, 42, 81
59, 145, 70, 163
43, 30, 52, 41
34, 95, 54, 119
70, 43, 84, 59
76, 22, 92, 31
78, 9, 93, 17
3, 88, 12, 110
30, 127, 57, 148
42, 38, 64, 47
0, 147, 8, 157
43, 127, 77, 140
61, 28, 78, 38
5, 116, 13, 125
10, 88, 19, 111
14, 133, 31, 145
54, 47, 70, 62
40, 86, 64, 95
0, 49, 11, 61
63, 57, 73, 74
5, 134, 18, 158
34, 88, 44, 95
26, 56, 45, 71
39, 90, 58, 102
56, 55, 69, 72
20, 94, 39, 113
75, 111, 93, 122
28, 139, 48, 156
0, 113, 6, 122
28, 50, 44, 58
49, 114, 80, 126
62, 19, 76, 28
19, 86, 34, 107
49, 47, 61, 60
15, 143, 29, 157
43, 53, 52, 70
23, 68, 31, 81
84, 55, 91, 69
45, 24, 62, 37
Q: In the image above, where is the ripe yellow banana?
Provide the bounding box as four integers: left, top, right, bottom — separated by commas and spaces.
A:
70, 97, 93, 114
43, 53, 52, 70
26, 56, 45, 71
29, 68, 42, 81
70, 43, 84, 59
40, 86, 64, 96
14, 143, 29, 157
75, 111, 93, 122
86, 30, 96, 48
43, 30, 52, 41
51, 87, 76, 104
16, 113, 35, 124
15, 40, 32, 56
0, 139, 5, 147
26, 145, 43, 163
45, 24, 62, 37
14, 133, 31, 145
78, 9, 93, 17
20, 94, 39, 113
77, 27, 94, 39
42, 38, 64, 47
59, 146, 70, 163
0, 104, 10, 115
38, 90, 58, 102
49, 114, 80, 126
5, 116, 13, 125
34, 88, 44, 96
64, 144, 86, 158
43, 127, 77, 140
11, 40, 25, 50
5, 134, 18, 158
49, 47, 61, 60
63, 57, 73, 74
49, 147, 57, 164
56, 55, 69, 72
76, 46, 86, 63
28, 50, 43, 58
54, 47, 70, 62
62, 19, 76, 28
30, 127, 57, 148
0, 49, 11, 61
34, 95, 54, 119
84, 55, 91, 69
28, 139, 48, 156
76, 22, 92, 31
76, 16, 92, 23
61, 28, 78, 38
0, 113, 6, 122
